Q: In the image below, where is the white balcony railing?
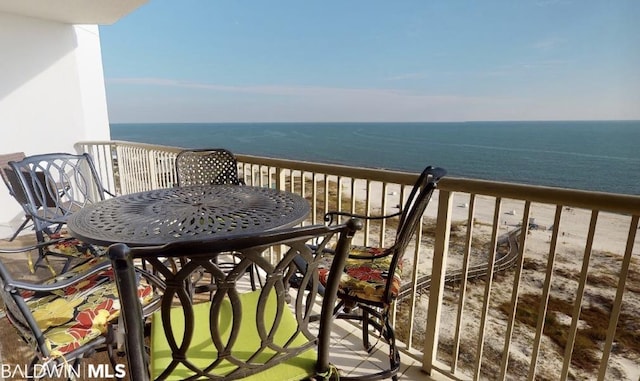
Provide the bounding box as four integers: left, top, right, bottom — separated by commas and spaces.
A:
75, 140, 640, 381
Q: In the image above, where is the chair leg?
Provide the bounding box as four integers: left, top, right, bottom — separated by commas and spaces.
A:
32, 229, 59, 274
362, 309, 372, 352
249, 264, 258, 290
8, 217, 31, 241
382, 314, 401, 381
31, 250, 61, 276
31, 251, 47, 274
106, 328, 125, 381
336, 305, 401, 381
60, 256, 75, 274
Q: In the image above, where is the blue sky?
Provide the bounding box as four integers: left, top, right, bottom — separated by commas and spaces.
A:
100, 1, 640, 123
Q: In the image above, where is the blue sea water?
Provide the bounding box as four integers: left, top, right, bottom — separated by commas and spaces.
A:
110, 121, 640, 195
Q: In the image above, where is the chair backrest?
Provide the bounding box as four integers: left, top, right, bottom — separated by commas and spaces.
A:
109, 220, 361, 381
0, 152, 27, 203
4, 168, 57, 208
7, 153, 107, 231
386, 166, 446, 301
175, 148, 244, 186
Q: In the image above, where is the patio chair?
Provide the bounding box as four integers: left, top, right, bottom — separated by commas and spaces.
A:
7, 153, 113, 273
320, 165, 446, 380
109, 219, 361, 381
1, 152, 34, 241
175, 148, 245, 186
176, 148, 255, 291
0, 242, 157, 378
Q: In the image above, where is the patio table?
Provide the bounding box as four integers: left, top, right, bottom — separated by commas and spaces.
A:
67, 185, 311, 247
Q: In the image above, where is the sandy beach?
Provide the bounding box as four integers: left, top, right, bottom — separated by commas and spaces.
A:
341, 178, 640, 380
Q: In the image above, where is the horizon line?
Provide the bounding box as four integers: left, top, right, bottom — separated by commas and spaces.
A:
109, 119, 640, 125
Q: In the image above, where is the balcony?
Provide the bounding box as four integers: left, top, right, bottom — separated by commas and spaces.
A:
2, 139, 638, 380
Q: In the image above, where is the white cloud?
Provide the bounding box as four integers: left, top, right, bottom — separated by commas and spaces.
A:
534, 0, 573, 7
384, 72, 430, 81
106, 76, 518, 122
480, 60, 569, 78
107, 76, 449, 99
105, 76, 640, 123
532, 37, 567, 50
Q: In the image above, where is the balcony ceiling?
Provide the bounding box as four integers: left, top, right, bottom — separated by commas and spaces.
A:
0, 0, 148, 25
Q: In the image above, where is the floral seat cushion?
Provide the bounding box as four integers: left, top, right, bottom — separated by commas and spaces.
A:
318, 246, 402, 304
46, 232, 107, 258
24, 231, 108, 274
14, 258, 153, 359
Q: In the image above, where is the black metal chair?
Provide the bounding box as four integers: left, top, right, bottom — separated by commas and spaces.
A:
7, 153, 113, 273
109, 219, 361, 381
175, 148, 245, 186
0, 242, 158, 378
320, 165, 446, 380
176, 148, 257, 291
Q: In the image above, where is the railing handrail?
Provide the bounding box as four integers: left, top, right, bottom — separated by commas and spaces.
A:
238, 154, 640, 216
78, 140, 185, 154
76, 140, 640, 215
438, 177, 640, 215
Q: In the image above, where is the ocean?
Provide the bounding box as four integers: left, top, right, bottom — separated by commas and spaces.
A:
110, 121, 640, 196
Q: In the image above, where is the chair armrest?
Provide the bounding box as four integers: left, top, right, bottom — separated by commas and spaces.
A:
311, 242, 393, 261
0, 257, 112, 292
324, 210, 402, 224
0, 237, 72, 254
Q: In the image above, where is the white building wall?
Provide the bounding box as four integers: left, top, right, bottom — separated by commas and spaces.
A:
0, 12, 111, 237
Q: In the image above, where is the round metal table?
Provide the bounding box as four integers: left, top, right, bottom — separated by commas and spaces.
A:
67, 185, 311, 247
